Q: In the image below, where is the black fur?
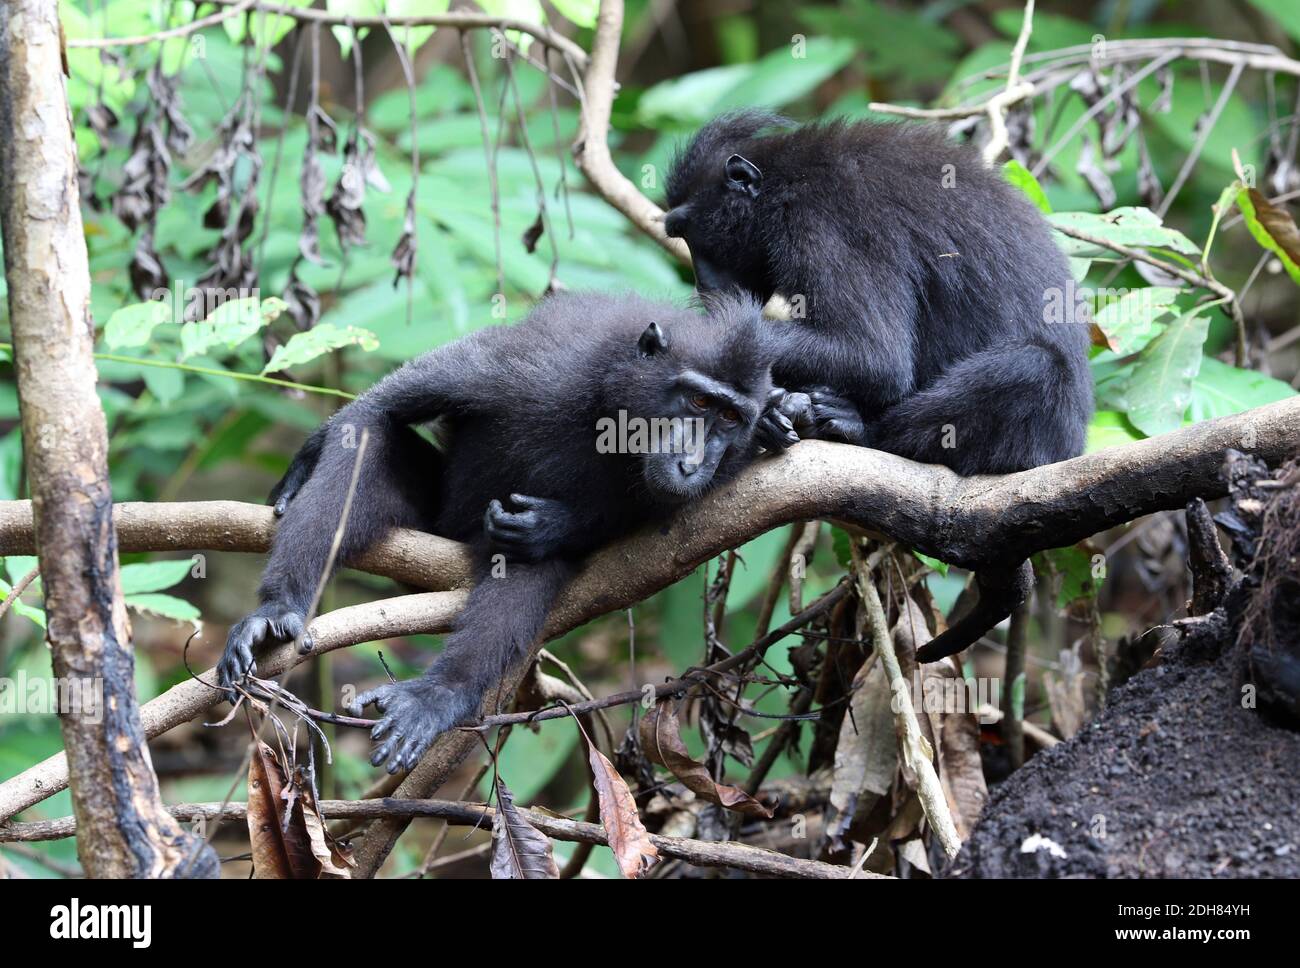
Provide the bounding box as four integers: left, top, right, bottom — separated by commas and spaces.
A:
217, 291, 783, 771
665, 113, 1094, 659
664, 111, 1093, 474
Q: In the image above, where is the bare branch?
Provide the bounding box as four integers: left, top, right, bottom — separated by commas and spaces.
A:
572, 0, 689, 263
2, 799, 885, 879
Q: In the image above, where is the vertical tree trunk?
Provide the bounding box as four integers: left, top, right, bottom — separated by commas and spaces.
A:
0, 0, 215, 877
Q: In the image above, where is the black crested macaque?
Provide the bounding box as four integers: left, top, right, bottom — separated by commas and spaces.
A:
216, 291, 788, 772
664, 112, 1094, 662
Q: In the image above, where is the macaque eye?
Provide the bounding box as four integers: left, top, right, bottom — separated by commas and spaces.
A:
720, 407, 741, 424
689, 393, 711, 410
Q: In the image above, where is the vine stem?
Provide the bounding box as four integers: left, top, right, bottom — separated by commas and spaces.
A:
0, 343, 355, 400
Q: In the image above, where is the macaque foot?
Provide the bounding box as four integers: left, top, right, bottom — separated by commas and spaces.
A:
349, 675, 468, 773
216, 604, 312, 690
484, 493, 575, 562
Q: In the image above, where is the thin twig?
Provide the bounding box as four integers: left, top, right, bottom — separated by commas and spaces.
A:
0, 566, 39, 621
68, 0, 257, 48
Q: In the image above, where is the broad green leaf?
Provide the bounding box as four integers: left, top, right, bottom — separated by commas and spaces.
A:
636, 65, 754, 129
1123, 306, 1211, 437
142, 364, 185, 405
180, 297, 287, 360
1187, 357, 1297, 424
104, 301, 172, 349
1086, 410, 1144, 452
120, 559, 195, 595
712, 38, 856, 114
125, 592, 201, 626
1048, 208, 1200, 257
262, 324, 379, 374
1247, 0, 1300, 43
799, 3, 958, 83
1092, 286, 1179, 355
1236, 186, 1300, 286
1003, 159, 1051, 213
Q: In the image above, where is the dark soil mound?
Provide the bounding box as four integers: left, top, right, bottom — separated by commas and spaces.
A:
951, 456, 1300, 879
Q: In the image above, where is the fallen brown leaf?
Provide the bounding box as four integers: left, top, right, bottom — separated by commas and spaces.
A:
639, 702, 775, 819
489, 778, 560, 879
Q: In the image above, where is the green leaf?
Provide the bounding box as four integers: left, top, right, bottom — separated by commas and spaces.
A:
913, 551, 949, 576
712, 37, 856, 114
1049, 207, 1199, 257
142, 364, 185, 405
1092, 287, 1179, 355
119, 559, 195, 595
1247, 0, 1300, 43
1236, 186, 1300, 286
180, 297, 287, 360
1086, 410, 1144, 452
1035, 546, 1099, 608
1002, 160, 1051, 213
831, 526, 853, 569
636, 65, 754, 129
1122, 306, 1211, 437
262, 323, 379, 374
104, 300, 171, 349
1187, 357, 1297, 424
125, 592, 201, 626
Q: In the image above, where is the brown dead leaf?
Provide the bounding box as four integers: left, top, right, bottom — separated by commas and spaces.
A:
246, 741, 318, 879
638, 701, 774, 818
826, 656, 896, 852
295, 768, 355, 879
489, 778, 559, 880
586, 741, 658, 878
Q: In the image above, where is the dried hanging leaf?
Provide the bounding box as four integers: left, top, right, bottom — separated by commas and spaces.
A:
584, 736, 658, 878
521, 213, 544, 254
246, 741, 319, 879
326, 128, 384, 251
1076, 136, 1117, 210
128, 228, 167, 298
283, 264, 322, 331
391, 192, 417, 287
489, 779, 559, 879
638, 701, 774, 818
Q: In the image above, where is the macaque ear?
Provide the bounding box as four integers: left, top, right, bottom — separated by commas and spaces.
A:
724, 154, 762, 197
637, 321, 669, 358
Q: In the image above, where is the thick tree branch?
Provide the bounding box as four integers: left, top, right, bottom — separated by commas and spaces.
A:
0, 500, 473, 590
1, 399, 1297, 831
